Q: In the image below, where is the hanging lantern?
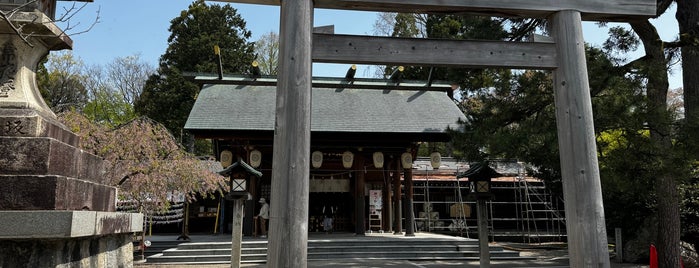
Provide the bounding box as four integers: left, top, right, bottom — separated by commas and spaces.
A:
401, 152, 412, 169
220, 150, 233, 168
342, 151, 354, 169
430, 152, 442, 169
311, 151, 323, 168
250, 149, 262, 168
373, 152, 384, 169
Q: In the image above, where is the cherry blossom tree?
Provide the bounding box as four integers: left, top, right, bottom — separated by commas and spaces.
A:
59, 110, 226, 212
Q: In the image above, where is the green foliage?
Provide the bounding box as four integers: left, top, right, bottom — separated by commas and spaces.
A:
38, 51, 154, 126
162, 0, 254, 73
83, 89, 136, 128
681, 179, 699, 247
135, 0, 256, 146
603, 26, 640, 54
37, 51, 88, 112
254, 31, 279, 75
137, 69, 198, 141
425, 15, 506, 40
392, 13, 421, 38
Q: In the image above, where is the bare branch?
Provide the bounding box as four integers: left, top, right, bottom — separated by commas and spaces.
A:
48, 2, 100, 37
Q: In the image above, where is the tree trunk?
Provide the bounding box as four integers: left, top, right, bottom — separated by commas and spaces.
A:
677, 0, 699, 157
630, 20, 681, 268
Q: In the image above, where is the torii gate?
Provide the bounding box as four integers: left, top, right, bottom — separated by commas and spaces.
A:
212, 1, 656, 267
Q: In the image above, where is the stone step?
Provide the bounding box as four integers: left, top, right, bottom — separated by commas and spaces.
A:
145, 234, 532, 264
175, 239, 478, 250
161, 247, 268, 256
148, 250, 523, 264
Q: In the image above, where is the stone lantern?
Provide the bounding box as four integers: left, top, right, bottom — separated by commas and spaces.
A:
0, 1, 143, 266
457, 162, 502, 268
218, 157, 262, 267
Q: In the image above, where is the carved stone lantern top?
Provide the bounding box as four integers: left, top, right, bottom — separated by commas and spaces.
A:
0, 0, 93, 20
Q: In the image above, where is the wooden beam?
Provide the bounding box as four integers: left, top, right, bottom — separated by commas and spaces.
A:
312, 34, 558, 70
551, 10, 610, 267
212, 0, 656, 21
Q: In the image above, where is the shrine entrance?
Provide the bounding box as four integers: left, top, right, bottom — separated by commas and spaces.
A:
208, 0, 657, 266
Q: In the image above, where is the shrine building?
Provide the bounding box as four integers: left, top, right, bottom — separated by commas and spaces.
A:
184, 74, 465, 236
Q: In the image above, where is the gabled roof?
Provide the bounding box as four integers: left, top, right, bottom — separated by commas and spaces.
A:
457, 162, 503, 180
218, 158, 262, 178
185, 77, 466, 142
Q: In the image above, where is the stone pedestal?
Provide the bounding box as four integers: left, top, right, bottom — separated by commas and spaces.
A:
0, 5, 142, 268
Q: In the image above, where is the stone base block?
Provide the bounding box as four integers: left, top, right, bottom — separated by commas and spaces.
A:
0, 234, 134, 268
0, 175, 116, 211
0, 136, 105, 184
0, 109, 78, 146
0, 211, 143, 239
0, 211, 142, 267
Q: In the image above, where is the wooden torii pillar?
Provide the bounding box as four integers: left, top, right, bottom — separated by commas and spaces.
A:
211, 0, 656, 266
267, 0, 313, 267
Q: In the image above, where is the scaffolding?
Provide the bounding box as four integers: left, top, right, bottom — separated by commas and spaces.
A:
413, 170, 472, 237
514, 177, 566, 243
413, 175, 565, 242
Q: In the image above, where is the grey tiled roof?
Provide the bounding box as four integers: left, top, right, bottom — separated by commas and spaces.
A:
185, 84, 466, 134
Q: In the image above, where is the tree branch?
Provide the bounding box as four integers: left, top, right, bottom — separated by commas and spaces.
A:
656, 0, 674, 18
0, 0, 40, 47
53, 3, 100, 36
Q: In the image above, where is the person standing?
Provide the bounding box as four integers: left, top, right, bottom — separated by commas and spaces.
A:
257, 198, 269, 237
323, 205, 334, 234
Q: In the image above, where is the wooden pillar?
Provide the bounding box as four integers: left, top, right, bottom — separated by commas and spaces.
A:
243, 175, 259, 235
230, 198, 244, 268
393, 158, 402, 234
267, 0, 313, 266
551, 10, 610, 268
383, 167, 392, 232
404, 166, 415, 236
477, 199, 490, 268
355, 156, 366, 235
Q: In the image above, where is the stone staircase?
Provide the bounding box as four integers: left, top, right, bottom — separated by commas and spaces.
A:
145, 233, 529, 265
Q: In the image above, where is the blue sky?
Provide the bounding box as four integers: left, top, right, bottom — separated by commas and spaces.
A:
56, 0, 682, 88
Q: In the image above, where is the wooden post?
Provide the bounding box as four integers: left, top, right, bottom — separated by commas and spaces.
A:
477, 199, 491, 268
615, 228, 623, 263
230, 198, 244, 268
404, 166, 415, 236
551, 10, 610, 268
393, 158, 402, 235
267, 0, 313, 266
355, 156, 366, 235
384, 168, 392, 232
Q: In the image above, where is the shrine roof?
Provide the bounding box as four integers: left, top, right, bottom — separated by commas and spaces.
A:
185, 76, 466, 141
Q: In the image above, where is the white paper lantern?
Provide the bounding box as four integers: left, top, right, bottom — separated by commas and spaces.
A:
220, 150, 233, 168
250, 150, 262, 168
373, 152, 384, 169
311, 151, 323, 168
401, 152, 412, 169
342, 151, 354, 169
430, 152, 442, 169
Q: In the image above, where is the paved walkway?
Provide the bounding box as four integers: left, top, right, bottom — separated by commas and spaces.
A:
135, 232, 649, 268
